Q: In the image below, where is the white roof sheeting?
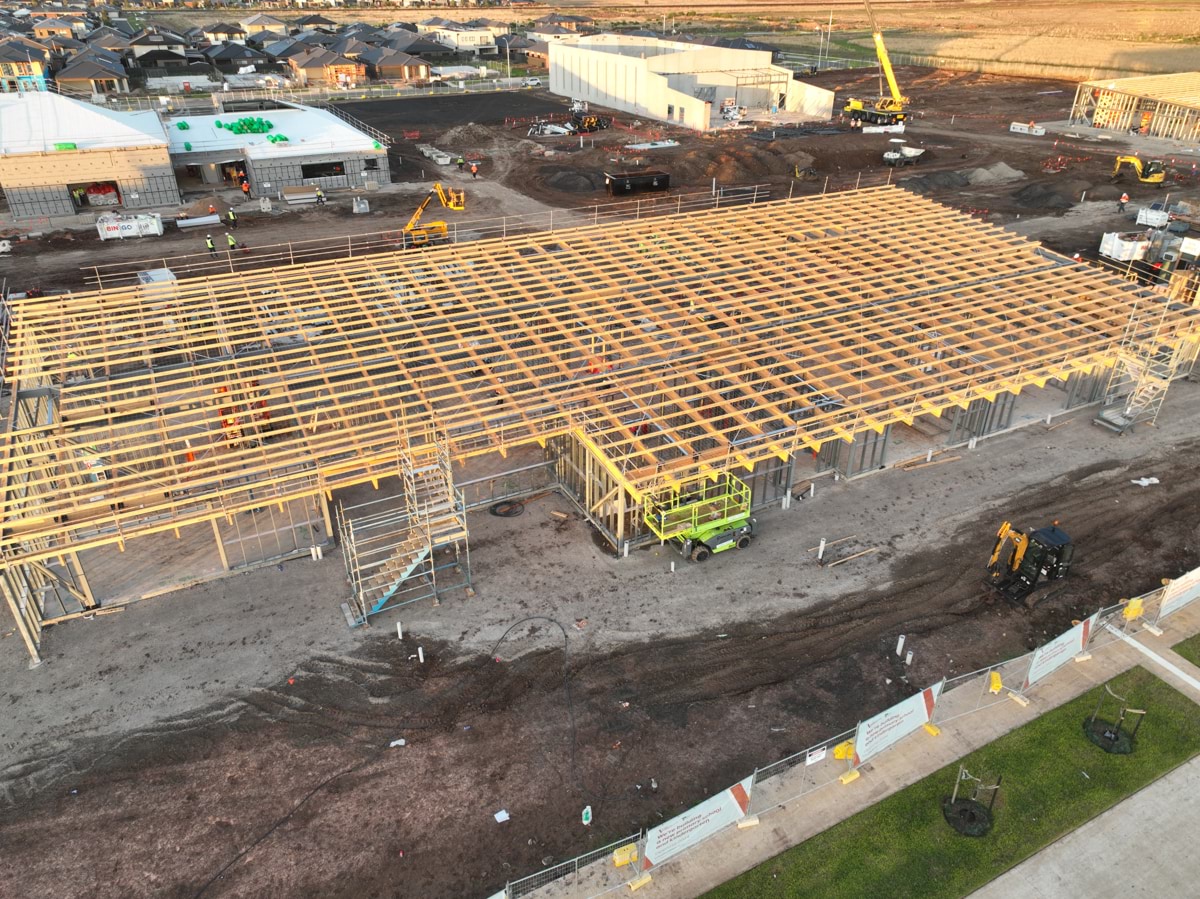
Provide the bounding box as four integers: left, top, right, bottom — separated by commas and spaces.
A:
0, 91, 168, 154
163, 105, 383, 161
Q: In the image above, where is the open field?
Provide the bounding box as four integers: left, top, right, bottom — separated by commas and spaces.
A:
704, 667, 1200, 899
148, 2, 1200, 77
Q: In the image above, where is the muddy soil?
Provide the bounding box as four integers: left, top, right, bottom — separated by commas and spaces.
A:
3, 74, 1200, 899
2, 437, 1198, 898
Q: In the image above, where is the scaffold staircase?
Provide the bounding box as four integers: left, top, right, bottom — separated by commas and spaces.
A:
337, 431, 470, 627
1095, 303, 1200, 434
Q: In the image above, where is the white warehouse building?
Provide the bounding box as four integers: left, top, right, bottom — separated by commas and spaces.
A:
549, 34, 834, 131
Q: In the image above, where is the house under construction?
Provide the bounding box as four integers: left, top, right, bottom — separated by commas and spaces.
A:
3, 185, 1199, 665
1070, 71, 1200, 142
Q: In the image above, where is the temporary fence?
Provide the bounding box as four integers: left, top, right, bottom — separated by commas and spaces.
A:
501, 560, 1200, 898
83, 184, 772, 289
506, 831, 643, 899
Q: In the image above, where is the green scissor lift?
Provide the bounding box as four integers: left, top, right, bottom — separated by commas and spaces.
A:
643, 473, 757, 562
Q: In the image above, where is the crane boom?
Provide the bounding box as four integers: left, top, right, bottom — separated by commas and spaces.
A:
842, 0, 909, 126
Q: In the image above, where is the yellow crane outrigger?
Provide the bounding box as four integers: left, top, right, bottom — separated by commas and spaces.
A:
403, 182, 466, 246
843, 0, 909, 127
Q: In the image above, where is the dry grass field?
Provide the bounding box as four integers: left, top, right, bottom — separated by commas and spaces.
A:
153, 2, 1199, 77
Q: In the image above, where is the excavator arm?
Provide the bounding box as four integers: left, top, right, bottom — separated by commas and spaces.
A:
988, 520, 1028, 576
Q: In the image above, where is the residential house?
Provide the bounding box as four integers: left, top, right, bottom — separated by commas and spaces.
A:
527, 24, 577, 44
246, 29, 287, 49
0, 40, 49, 91
523, 40, 549, 68
135, 47, 189, 70
128, 29, 188, 60
54, 47, 128, 93
356, 47, 428, 82
203, 42, 268, 73
287, 47, 364, 86
379, 29, 453, 58
32, 17, 76, 39
239, 14, 289, 36
295, 14, 336, 32
532, 14, 593, 33
327, 36, 371, 59
39, 34, 85, 59
202, 23, 246, 45
463, 18, 509, 39
262, 38, 310, 62
427, 22, 498, 57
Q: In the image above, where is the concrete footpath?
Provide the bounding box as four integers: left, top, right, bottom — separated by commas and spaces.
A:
542, 600, 1200, 898
969, 755, 1200, 899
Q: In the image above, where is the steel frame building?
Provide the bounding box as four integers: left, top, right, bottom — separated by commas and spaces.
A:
3, 185, 1198, 663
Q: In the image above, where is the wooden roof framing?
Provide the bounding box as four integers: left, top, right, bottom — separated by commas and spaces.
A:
1079, 71, 1200, 109
3, 185, 1197, 566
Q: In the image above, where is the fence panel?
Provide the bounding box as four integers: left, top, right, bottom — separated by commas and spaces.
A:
506, 831, 641, 898
748, 727, 856, 816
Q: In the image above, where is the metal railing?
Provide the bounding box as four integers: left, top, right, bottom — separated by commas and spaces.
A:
458, 460, 557, 512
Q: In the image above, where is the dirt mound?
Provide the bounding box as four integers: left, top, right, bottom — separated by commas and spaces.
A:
438, 122, 500, 149
906, 171, 971, 192
1012, 182, 1074, 210
967, 161, 1025, 185
184, 195, 232, 216
542, 166, 603, 193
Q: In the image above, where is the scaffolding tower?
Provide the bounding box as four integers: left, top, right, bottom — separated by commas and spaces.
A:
1095, 300, 1200, 433
337, 431, 470, 626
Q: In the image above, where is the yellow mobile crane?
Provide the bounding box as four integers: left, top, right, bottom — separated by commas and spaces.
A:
403, 182, 466, 246
843, 0, 908, 127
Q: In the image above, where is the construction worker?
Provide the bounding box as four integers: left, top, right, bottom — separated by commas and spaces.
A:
456, 156, 465, 171
226, 208, 238, 229
1117, 192, 1130, 212
470, 162, 479, 179
315, 187, 326, 205
208, 203, 217, 216
241, 180, 251, 200
1072, 252, 1082, 262
226, 232, 237, 251
205, 234, 216, 257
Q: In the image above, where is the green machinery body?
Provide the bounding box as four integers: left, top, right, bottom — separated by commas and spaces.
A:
643, 474, 757, 562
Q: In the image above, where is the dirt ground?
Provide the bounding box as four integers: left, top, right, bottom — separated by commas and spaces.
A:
5, 70, 1198, 292
3, 74, 1200, 899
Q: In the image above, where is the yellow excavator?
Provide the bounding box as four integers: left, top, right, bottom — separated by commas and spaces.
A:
1111, 155, 1166, 186
987, 520, 1074, 607
843, 0, 908, 127
403, 182, 466, 246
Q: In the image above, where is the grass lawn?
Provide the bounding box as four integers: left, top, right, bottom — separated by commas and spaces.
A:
1173, 632, 1200, 668
704, 667, 1200, 899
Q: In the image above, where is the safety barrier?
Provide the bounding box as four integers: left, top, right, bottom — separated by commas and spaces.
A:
503, 561, 1200, 897
506, 831, 642, 898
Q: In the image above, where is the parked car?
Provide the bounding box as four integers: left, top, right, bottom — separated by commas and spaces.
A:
523, 77, 542, 87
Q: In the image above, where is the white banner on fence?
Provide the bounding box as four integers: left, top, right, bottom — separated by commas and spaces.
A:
1159, 565, 1200, 621
642, 775, 752, 869
1023, 611, 1099, 689
852, 680, 944, 768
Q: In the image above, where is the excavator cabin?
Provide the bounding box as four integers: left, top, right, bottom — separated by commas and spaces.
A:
987, 521, 1074, 607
